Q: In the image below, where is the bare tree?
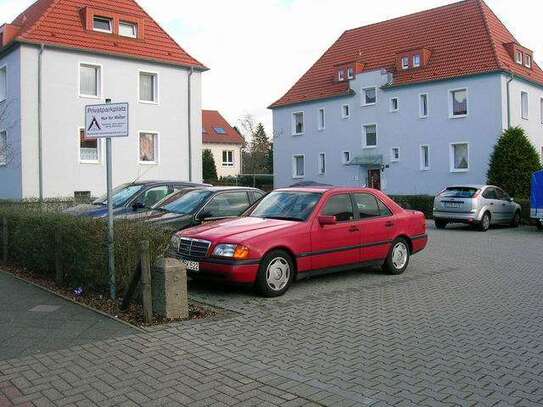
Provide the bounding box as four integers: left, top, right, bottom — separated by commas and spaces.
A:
0, 100, 17, 168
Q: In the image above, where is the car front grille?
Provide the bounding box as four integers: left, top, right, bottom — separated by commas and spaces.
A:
178, 238, 211, 260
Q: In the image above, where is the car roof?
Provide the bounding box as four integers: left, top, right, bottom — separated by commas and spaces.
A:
446, 184, 486, 189
129, 180, 209, 186
184, 186, 262, 192
275, 186, 381, 194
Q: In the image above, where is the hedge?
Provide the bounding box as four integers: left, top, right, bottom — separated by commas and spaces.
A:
0, 204, 171, 294
391, 195, 532, 223
211, 175, 274, 191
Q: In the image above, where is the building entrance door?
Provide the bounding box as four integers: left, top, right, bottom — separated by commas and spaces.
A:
368, 169, 381, 190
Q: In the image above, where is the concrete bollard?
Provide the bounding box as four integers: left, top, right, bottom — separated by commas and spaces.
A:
152, 258, 188, 320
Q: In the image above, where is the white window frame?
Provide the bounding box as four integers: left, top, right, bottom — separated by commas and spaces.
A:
338, 70, 345, 82
317, 107, 326, 131
0, 129, 7, 167
78, 62, 102, 99
138, 131, 160, 165
420, 145, 430, 171
362, 87, 377, 106
291, 111, 304, 136
341, 104, 350, 119
391, 147, 400, 163
138, 70, 159, 104
342, 151, 351, 165
401, 56, 409, 70
222, 150, 234, 167
0, 65, 7, 103
347, 67, 354, 80
93, 16, 113, 34
419, 93, 429, 118
292, 154, 305, 178
363, 123, 378, 149
413, 54, 421, 68
525, 54, 532, 68
515, 51, 523, 65
390, 97, 399, 112
521, 91, 529, 120
318, 152, 326, 175
119, 21, 138, 38
449, 88, 469, 119
449, 142, 470, 173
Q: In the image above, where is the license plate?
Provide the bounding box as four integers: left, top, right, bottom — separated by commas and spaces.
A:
444, 202, 462, 209
181, 259, 200, 272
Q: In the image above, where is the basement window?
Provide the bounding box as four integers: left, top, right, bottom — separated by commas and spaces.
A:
93, 16, 113, 33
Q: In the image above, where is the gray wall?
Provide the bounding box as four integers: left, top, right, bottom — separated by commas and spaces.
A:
0, 47, 22, 199
18, 44, 202, 199
273, 70, 506, 195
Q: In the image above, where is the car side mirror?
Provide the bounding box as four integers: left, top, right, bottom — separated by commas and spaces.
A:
132, 202, 145, 211
318, 215, 337, 226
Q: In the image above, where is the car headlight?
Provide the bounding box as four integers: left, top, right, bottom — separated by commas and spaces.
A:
170, 234, 182, 251
213, 244, 250, 259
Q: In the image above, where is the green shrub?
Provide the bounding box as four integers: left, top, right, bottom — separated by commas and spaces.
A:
390, 195, 435, 218
487, 127, 542, 199
213, 175, 274, 191
202, 149, 218, 182
0, 205, 171, 294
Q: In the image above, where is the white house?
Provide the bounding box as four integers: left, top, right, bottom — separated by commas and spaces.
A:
0, 0, 207, 200
202, 110, 244, 179
270, 0, 543, 195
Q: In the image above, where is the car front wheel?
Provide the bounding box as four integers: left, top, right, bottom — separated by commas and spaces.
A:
383, 238, 410, 275
255, 250, 294, 297
435, 219, 448, 229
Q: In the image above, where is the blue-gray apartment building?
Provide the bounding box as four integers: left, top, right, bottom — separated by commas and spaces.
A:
270, 0, 543, 195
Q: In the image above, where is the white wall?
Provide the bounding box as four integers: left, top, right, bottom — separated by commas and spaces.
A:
19, 44, 202, 199
202, 143, 242, 178
502, 74, 543, 159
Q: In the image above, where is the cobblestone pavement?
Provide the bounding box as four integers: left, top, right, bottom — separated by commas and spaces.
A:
1, 224, 543, 406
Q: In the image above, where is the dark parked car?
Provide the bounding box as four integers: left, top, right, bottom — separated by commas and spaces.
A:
126, 186, 265, 231
65, 180, 207, 218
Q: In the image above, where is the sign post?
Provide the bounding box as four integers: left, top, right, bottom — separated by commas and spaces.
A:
85, 101, 129, 300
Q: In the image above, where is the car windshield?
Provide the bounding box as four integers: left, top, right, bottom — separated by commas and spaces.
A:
250, 191, 322, 221
93, 184, 145, 208
440, 187, 479, 198
159, 190, 213, 215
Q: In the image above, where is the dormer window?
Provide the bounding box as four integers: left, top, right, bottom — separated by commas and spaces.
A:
119, 21, 138, 38
401, 56, 409, 70
515, 50, 523, 64
93, 16, 112, 33
338, 70, 345, 82
525, 54, 532, 68
347, 67, 354, 79
413, 54, 421, 68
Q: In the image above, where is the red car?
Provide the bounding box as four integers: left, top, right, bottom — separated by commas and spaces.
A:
172, 187, 428, 297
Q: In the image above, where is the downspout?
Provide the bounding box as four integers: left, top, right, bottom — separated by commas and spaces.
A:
187, 66, 194, 182
38, 44, 44, 201
506, 72, 514, 129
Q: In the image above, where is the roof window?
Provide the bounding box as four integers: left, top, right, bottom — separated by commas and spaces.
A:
119, 21, 138, 38
214, 127, 226, 134
93, 16, 113, 33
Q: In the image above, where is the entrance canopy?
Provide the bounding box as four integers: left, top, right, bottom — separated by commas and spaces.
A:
347, 153, 383, 167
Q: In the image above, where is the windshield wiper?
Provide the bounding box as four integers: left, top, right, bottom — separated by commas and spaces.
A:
262, 216, 303, 222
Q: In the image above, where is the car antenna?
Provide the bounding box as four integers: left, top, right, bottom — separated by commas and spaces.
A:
128, 164, 154, 186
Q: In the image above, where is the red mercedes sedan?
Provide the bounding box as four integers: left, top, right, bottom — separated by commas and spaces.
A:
171, 187, 428, 297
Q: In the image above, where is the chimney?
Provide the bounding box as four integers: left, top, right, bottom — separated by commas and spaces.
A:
0, 24, 21, 47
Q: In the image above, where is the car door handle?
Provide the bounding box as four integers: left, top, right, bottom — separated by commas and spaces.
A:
349, 226, 359, 232
385, 221, 395, 228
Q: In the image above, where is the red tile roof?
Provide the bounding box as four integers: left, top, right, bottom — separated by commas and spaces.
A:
270, 0, 543, 108
202, 110, 244, 145
2, 0, 206, 70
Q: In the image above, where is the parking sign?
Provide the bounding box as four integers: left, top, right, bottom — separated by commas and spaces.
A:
85, 103, 129, 138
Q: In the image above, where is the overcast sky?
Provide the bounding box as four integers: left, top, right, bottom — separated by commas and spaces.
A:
1, 0, 542, 135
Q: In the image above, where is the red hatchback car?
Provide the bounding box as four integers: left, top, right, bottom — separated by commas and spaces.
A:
171, 187, 428, 297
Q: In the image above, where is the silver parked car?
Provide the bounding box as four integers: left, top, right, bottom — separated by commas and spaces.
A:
433, 185, 522, 231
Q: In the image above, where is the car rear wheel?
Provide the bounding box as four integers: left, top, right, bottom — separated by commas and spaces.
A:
435, 219, 448, 229
255, 250, 294, 297
511, 211, 521, 228
479, 212, 491, 232
383, 238, 410, 275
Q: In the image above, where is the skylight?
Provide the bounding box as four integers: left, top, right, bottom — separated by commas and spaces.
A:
214, 127, 226, 134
